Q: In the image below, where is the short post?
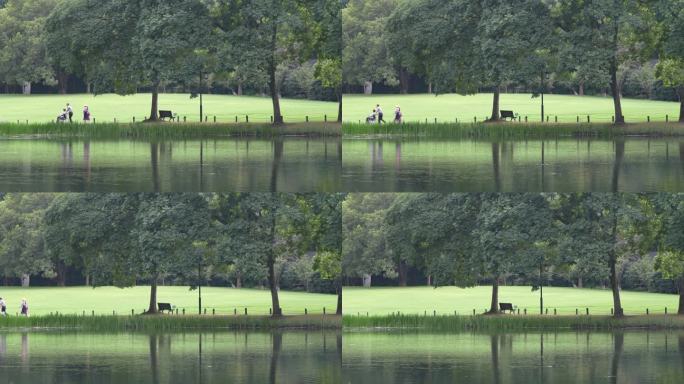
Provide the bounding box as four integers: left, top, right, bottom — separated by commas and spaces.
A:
93, 118, 96, 124
305, 308, 308, 315
113, 310, 116, 316
611, 308, 613, 315
546, 115, 549, 123
518, 116, 521, 122
555, 116, 558, 123
235, 116, 238, 123
517, 308, 520, 315
176, 308, 179, 315
270, 308, 272, 315
612, 116, 615, 123
203, 308, 207, 315
323, 307, 326, 315
665, 307, 668, 314
213, 116, 216, 123
433, 310, 436, 317
182, 308, 185, 315
212, 308, 215, 315
554, 308, 557, 316
587, 115, 590, 123
524, 308, 527, 315
324, 115, 328, 122
577, 116, 579, 123
434, 118, 437, 124
666, 115, 669, 123
306, 116, 309, 122
246, 115, 249, 123
204, 115, 208, 123
473, 309, 476, 315
424, 310, 427, 316
586, 308, 589, 315
576, 308, 578, 316
646, 308, 649, 315
131, 309, 134, 316
133, 116, 135, 123
647, 116, 650, 123
474, 116, 477, 123
525, 116, 528, 123
184, 116, 187, 123
244, 308, 247, 315
545, 308, 548, 315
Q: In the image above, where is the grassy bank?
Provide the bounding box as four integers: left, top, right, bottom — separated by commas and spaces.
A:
0, 314, 341, 331
343, 93, 681, 123
343, 122, 684, 138
0, 122, 340, 139
343, 314, 684, 331
0, 286, 337, 316
0, 93, 338, 123
344, 286, 680, 316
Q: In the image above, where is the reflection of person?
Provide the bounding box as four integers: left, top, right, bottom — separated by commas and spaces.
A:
66, 103, 74, 123
0, 297, 6, 316
394, 106, 402, 123
376, 104, 385, 124
20, 298, 28, 316
83, 105, 91, 122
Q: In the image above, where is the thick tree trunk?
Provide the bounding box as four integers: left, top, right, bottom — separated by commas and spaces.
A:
147, 281, 158, 314
22, 82, 31, 95
269, 333, 282, 384
610, 333, 624, 384
149, 335, 159, 384
337, 92, 343, 122
489, 277, 499, 314
678, 277, 684, 315
398, 260, 408, 287
150, 143, 160, 192
610, 210, 623, 317
269, 209, 282, 317
336, 284, 342, 315
490, 335, 501, 384
490, 87, 501, 121
678, 89, 684, 123
577, 276, 583, 289
237, 81, 243, 96
268, 24, 283, 124
399, 68, 409, 94
427, 275, 431, 286
427, 82, 432, 94
270, 139, 283, 192
236, 274, 242, 289
610, 20, 624, 125
86, 82, 91, 94
362, 274, 372, 288
579, 81, 585, 96
85, 273, 90, 286
363, 81, 373, 95
56, 262, 66, 287
492, 142, 501, 192
57, 71, 68, 94
612, 139, 625, 193
149, 85, 160, 121
21, 274, 30, 287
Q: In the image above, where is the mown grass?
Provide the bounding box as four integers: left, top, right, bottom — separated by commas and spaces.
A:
343, 314, 684, 331
0, 314, 341, 331
0, 122, 340, 139
343, 93, 681, 123
343, 122, 684, 139
0, 93, 338, 123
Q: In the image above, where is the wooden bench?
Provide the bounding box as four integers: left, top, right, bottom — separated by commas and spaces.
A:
157, 302, 173, 314
499, 302, 515, 314
159, 110, 174, 121
500, 110, 517, 121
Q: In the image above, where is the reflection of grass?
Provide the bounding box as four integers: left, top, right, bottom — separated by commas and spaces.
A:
343, 93, 681, 123
0, 122, 341, 139
343, 314, 684, 331
0, 286, 336, 316
0, 314, 341, 331
344, 286, 680, 316
343, 122, 684, 138
0, 93, 338, 123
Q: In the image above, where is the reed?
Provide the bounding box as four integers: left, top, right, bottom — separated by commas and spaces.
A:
343, 122, 684, 139
0, 314, 341, 331
0, 122, 341, 139
343, 314, 684, 331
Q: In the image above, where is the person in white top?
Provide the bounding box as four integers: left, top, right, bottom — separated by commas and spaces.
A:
66, 103, 74, 123
376, 104, 385, 124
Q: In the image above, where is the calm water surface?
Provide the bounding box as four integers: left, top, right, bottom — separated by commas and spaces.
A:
0, 331, 341, 384
0, 137, 341, 192
343, 331, 684, 384
342, 138, 684, 192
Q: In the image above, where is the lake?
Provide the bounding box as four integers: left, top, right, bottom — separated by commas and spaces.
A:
342, 138, 684, 192
0, 331, 341, 384
343, 331, 684, 383
0, 137, 341, 192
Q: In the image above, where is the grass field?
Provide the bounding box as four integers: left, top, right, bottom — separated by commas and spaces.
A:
343, 93, 682, 124
344, 286, 680, 316
0, 93, 338, 123
0, 286, 336, 316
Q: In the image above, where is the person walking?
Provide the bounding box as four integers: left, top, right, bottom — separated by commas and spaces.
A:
0, 297, 6, 316
83, 105, 91, 122
66, 103, 74, 123
376, 104, 386, 124
20, 298, 28, 316
394, 106, 403, 123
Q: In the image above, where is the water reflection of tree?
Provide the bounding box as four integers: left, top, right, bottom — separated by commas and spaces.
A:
610, 333, 624, 384
492, 143, 501, 192
150, 143, 160, 192
269, 332, 283, 384
270, 139, 284, 192
612, 140, 625, 192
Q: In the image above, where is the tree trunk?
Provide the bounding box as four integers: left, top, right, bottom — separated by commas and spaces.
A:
268, 24, 283, 124
363, 81, 373, 95
678, 88, 684, 123
489, 277, 499, 314
56, 262, 66, 287
398, 260, 407, 287
577, 276, 583, 289
427, 82, 433, 94
610, 208, 624, 317
85, 273, 90, 286
678, 277, 684, 315
57, 71, 68, 94
612, 139, 625, 193
150, 143, 160, 192
21, 274, 30, 287
237, 81, 243, 96
362, 274, 372, 288
149, 84, 160, 121
337, 92, 343, 122
86, 82, 91, 94
22, 82, 31, 95
490, 87, 501, 121
610, 20, 624, 125
269, 210, 282, 317
399, 68, 409, 94
427, 275, 431, 286
147, 280, 158, 314
492, 142, 501, 192
269, 333, 282, 384
336, 284, 342, 315
579, 81, 585, 96
610, 333, 624, 384
236, 274, 242, 289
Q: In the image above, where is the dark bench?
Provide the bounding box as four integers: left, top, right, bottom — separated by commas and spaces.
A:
499, 302, 515, 314
158, 302, 173, 313
500, 110, 517, 121
159, 110, 174, 121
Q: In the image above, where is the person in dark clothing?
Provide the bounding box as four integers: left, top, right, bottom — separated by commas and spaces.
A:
66, 103, 74, 123
376, 104, 385, 124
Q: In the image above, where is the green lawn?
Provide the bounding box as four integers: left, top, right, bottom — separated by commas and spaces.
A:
343, 93, 682, 124
0, 286, 336, 316
344, 286, 680, 316
0, 93, 338, 123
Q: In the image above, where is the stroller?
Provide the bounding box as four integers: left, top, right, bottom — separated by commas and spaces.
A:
56, 110, 68, 122
366, 109, 377, 124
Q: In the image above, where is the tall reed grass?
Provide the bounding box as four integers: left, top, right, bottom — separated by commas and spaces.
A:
0, 314, 341, 331
343, 122, 684, 139
343, 314, 684, 332
0, 122, 340, 140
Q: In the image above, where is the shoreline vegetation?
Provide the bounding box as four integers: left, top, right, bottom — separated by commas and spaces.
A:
343, 122, 684, 139
0, 122, 341, 139
0, 314, 342, 331
343, 314, 684, 331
